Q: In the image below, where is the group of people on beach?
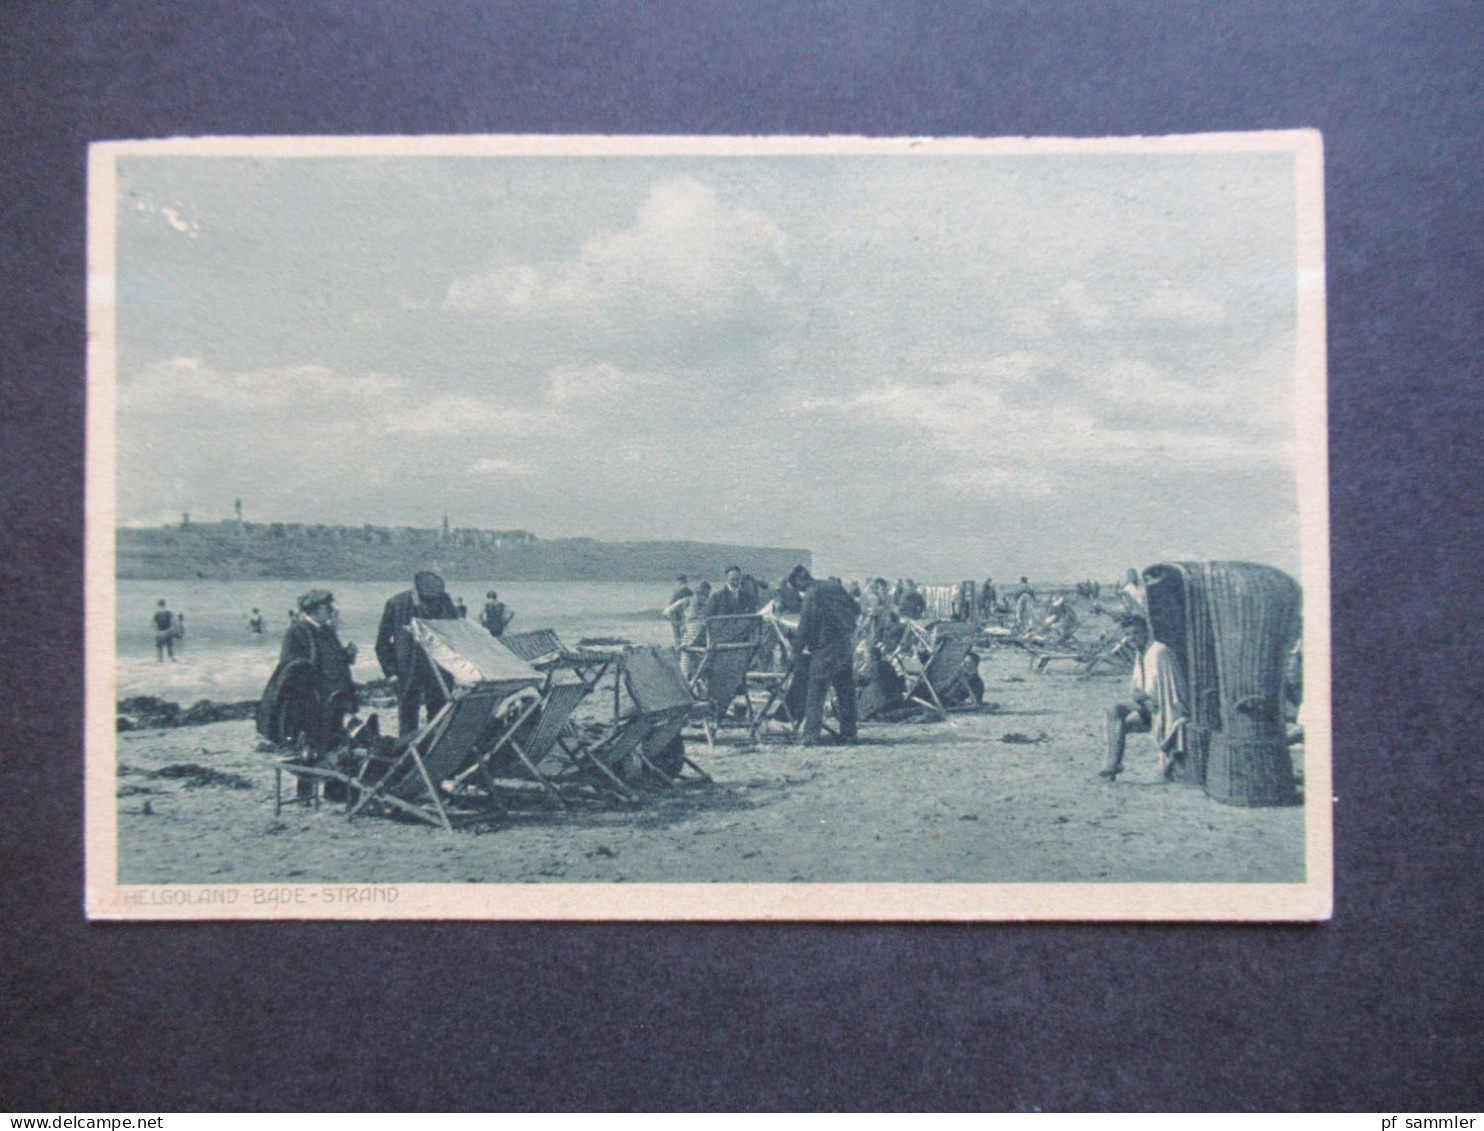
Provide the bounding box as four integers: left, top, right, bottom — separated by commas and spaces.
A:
255, 571, 519, 799
241, 554, 1202, 801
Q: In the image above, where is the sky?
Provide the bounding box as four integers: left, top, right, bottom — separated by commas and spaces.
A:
113, 146, 1304, 580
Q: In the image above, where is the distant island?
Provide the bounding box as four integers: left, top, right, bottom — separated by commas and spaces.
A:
116, 519, 811, 583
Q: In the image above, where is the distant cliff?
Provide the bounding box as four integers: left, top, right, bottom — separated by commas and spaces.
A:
116, 524, 810, 583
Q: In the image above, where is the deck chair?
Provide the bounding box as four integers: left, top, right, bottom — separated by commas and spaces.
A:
896, 621, 977, 718
348, 617, 544, 829
476, 670, 592, 809
681, 613, 763, 745
1073, 624, 1140, 678
498, 628, 615, 692
621, 646, 710, 784
748, 610, 803, 739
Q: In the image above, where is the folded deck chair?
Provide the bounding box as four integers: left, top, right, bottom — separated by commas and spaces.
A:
681, 613, 763, 745
348, 617, 544, 829
621, 646, 710, 783
896, 621, 977, 718
498, 628, 615, 692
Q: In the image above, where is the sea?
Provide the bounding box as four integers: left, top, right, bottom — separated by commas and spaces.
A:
115, 579, 677, 704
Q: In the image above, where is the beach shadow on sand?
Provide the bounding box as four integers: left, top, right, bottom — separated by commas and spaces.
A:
460, 770, 804, 835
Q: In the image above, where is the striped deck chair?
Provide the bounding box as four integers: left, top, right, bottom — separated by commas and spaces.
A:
622, 646, 710, 784
897, 620, 977, 718
915, 585, 960, 624
348, 618, 544, 829
499, 628, 616, 692
681, 614, 763, 745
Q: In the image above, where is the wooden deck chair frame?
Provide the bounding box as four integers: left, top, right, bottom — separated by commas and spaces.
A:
680, 613, 763, 745
619, 647, 712, 783
346, 618, 547, 829
747, 615, 806, 740
897, 622, 976, 718
561, 710, 657, 803
473, 675, 590, 809
347, 687, 509, 830
1073, 625, 1140, 678
273, 753, 360, 816
499, 628, 615, 693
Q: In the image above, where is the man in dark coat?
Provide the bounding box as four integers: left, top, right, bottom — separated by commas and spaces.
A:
705, 565, 757, 617
794, 574, 861, 746
774, 565, 809, 617
898, 579, 927, 620
258, 589, 359, 799
375, 570, 460, 736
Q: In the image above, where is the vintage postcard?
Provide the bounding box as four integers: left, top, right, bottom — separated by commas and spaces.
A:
86, 132, 1330, 920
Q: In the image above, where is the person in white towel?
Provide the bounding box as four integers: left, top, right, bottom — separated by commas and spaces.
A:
1100, 618, 1189, 782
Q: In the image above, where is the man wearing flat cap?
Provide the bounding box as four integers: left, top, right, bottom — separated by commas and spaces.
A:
257, 589, 359, 798
375, 570, 460, 736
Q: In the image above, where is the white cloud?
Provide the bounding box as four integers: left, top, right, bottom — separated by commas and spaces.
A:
808, 354, 1283, 503
382, 394, 556, 437
547, 360, 641, 404
468, 457, 532, 476
1137, 283, 1226, 324
119, 358, 406, 416
446, 177, 792, 318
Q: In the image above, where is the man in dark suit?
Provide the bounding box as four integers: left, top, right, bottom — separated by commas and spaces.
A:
794, 574, 861, 746
706, 564, 757, 617
375, 570, 460, 736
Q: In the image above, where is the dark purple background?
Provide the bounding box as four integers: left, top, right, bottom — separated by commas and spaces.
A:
2, 1, 1480, 1111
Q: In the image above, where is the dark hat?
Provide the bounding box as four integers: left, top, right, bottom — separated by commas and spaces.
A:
414, 570, 446, 599
298, 588, 334, 612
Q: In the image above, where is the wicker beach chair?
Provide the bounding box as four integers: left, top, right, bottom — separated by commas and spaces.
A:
347, 617, 544, 829
1142, 561, 1302, 805
680, 613, 764, 745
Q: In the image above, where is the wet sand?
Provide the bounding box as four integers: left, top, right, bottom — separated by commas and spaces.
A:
113, 643, 1307, 886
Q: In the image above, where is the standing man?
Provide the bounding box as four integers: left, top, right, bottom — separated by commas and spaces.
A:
247, 608, 265, 634
898, 579, 927, 620
152, 599, 177, 662
271, 590, 359, 799
376, 570, 460, 736
794, 573, 861, 747
706, 565, 757, 616
667, 575, 693, 646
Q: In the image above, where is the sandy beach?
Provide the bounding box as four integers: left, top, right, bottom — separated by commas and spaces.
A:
113, 640, 1307, 887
